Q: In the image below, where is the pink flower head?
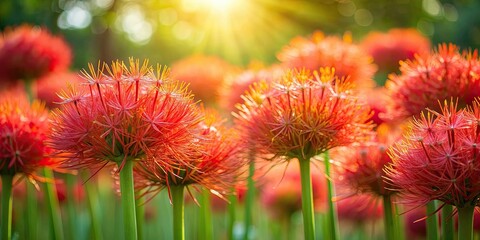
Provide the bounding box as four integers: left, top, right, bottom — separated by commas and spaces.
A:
35, 71, 83, 109
277, 31, 377, 89
234, 67, 372, 160
0, 25, 72, 84
135, 108, 245, 199
49, 59, 201, 171
0, 90, 53, 179
385, 43, 480, 121
260, 161, 327, 219
386, 99, 480, 208
334, 126, 401, 197
170, 54, 239, 105
361, 28, 431, 73
361, 87, 389, 126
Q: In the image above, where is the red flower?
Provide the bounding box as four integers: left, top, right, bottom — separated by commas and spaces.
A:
49, 59, 201, 171
361, 28, 431, 74
277, 31, 377, 89
334, 126, 400, 197
171, 54, 239, 105
234, 68, 372, 160
35, 71, 83, 109
385, 43, 480, 121
135, 109, 245, 199
0, 91, 53, 179
336, 194, 383, 223
386, 100, 480, 208
0, 25, 72, 84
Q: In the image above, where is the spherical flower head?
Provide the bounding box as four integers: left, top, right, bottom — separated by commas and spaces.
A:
361, 28, 431, 73
220, 64, 284, 113
277, 31, 377, 89
336, 194, 383, 223
361, 87, 389, 126
0, 25, 72, 84
234, 67, 373, 161
135, 108, 246, 200
334, 125, 400, 197
0, 90, 53, 178
35, 71, 83, 109
385, 43, 480, 121
260, 161, 326, 219
386, 99, 480, 208
49, 59, 202, 171
170, 54, 239, 106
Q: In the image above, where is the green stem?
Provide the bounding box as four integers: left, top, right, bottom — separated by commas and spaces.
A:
441, 204, 454, 240
323, 151, 338, 240
200, 188, 213, 240
244, 152, 255, 240
171, 185, 185, 240
26, 182, 37, 240
299, 157, 315, 240
458, 205, 475, 240
43, 168, 64, 240
1, 174, 13, 240
65, 175, 77, 240
119, 160, 138, 240
382, 195, 395, 240
83, 172, 103, 240
136, 195, 145, 240
426, 201, 439, 240
227, 192, 237, 240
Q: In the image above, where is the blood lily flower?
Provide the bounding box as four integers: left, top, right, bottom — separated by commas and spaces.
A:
385, 43, 480, 121
386, 100, 480, 240
234, 67, 372, 240
0, 25, 71, 85
49, 59, 201, 240
277, 31, 377, 89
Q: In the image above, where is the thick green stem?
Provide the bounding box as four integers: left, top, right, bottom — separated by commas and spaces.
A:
299, 158, 315, 240
119, 160, 138, 240
136, 196, 145, 240
43, 168, 64, 240
383, 195, 395, 240
65, 175, 78, 240
26, 182, 37, 240
171, 185, 185, 240
426, 201, 439, 240
227, 192, 237, 240
244, 153, 255, 240
323, 151, 338, 240
199, 188, 213, 240
1, 175, 13, 240
457, 205, 475, 240
441, 204, 454, 240
83, 172, 103, 240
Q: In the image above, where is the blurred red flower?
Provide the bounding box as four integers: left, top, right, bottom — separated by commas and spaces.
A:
0, 25, 72, 85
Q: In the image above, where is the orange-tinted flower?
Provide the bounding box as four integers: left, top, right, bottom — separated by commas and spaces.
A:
49, 59, 201, 171
0, 91, 53, 179
135, 109, 245, 199
385, 43, 480, 121
334, 126, 400, 197
170, 54, 239, 106
361, 28, 431, 74
234, 68, 372, 160
277, 31, 377, 89
361, 87, 389, 126
386, 100, 480, 208
220, 65, 284, 113
260, 161, 326, 219
0, 25, 72, 84
35, 71, 83, 109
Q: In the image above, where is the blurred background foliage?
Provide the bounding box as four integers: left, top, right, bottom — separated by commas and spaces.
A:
1, 0, 479, 69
